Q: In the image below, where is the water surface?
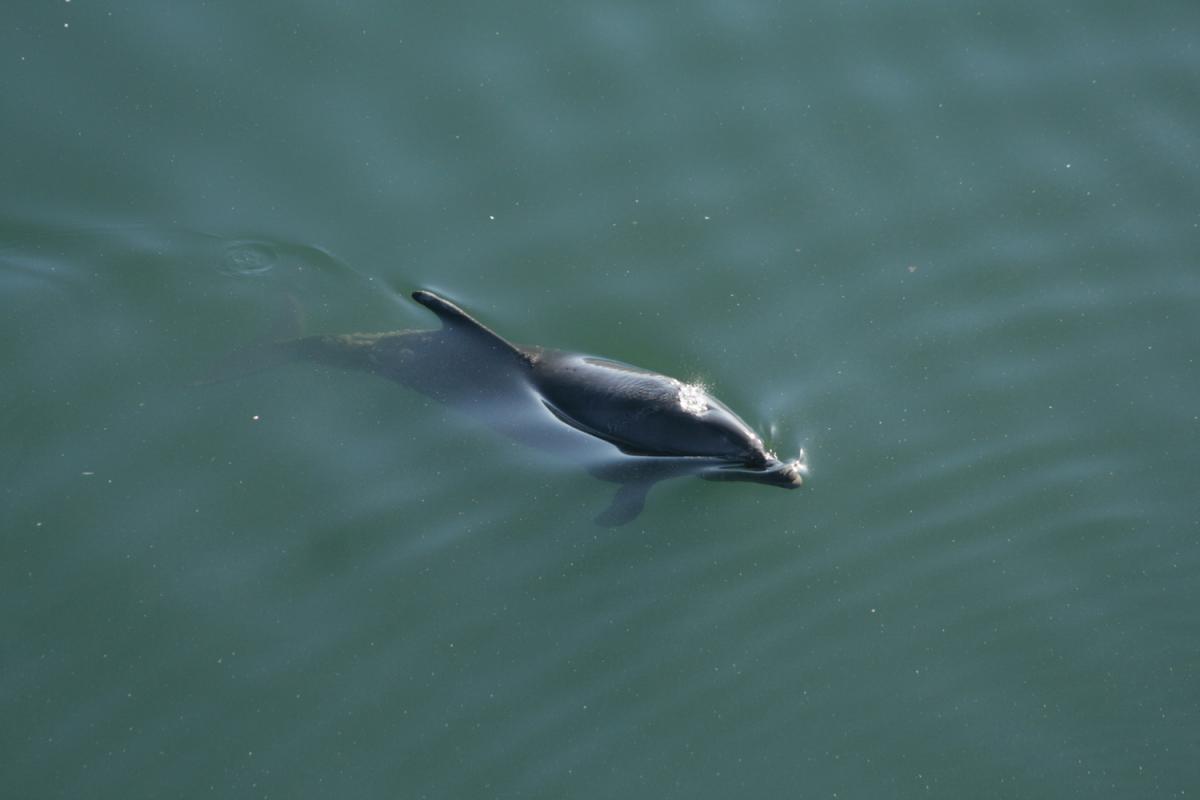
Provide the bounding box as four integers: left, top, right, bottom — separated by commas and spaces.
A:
3, 2, 1198, 798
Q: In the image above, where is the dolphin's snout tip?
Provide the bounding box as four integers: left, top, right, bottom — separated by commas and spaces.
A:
758, 454, 807, 488
781, 450, 809, 487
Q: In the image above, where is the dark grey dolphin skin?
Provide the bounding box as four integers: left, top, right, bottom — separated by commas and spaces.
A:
281, 290, 807, 525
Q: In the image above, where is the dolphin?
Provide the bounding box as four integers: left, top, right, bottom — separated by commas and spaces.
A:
276, 290, 807, 525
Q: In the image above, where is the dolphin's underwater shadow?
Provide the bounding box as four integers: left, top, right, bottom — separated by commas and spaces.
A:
241, 290, 808, 526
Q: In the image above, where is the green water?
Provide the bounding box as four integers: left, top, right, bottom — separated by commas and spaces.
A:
4, 2, 1198, 798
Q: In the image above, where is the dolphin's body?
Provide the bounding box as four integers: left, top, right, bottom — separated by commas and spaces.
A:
283, 290, 806, 524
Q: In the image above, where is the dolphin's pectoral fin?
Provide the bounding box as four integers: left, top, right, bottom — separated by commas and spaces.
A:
595, 480, 652, 527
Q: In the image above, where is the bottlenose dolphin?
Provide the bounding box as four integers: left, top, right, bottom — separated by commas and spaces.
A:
275, 290, 807, 525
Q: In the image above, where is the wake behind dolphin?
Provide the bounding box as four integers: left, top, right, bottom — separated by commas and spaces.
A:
275, 290, 807, 525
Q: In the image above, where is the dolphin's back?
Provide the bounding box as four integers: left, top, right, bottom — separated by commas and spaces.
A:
532, 353, 762, 462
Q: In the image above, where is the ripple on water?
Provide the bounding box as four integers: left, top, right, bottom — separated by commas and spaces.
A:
221, 241, 278, 276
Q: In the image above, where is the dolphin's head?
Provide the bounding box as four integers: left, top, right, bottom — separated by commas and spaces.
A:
673, 386, 807, 488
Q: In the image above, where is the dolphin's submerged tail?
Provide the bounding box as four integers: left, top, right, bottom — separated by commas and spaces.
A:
195, 295, 306, 385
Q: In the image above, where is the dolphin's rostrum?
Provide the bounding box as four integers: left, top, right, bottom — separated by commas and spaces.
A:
280, 290, 807, 525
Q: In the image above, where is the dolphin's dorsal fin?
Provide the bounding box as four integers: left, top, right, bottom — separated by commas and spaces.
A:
411, 290, 531, 366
